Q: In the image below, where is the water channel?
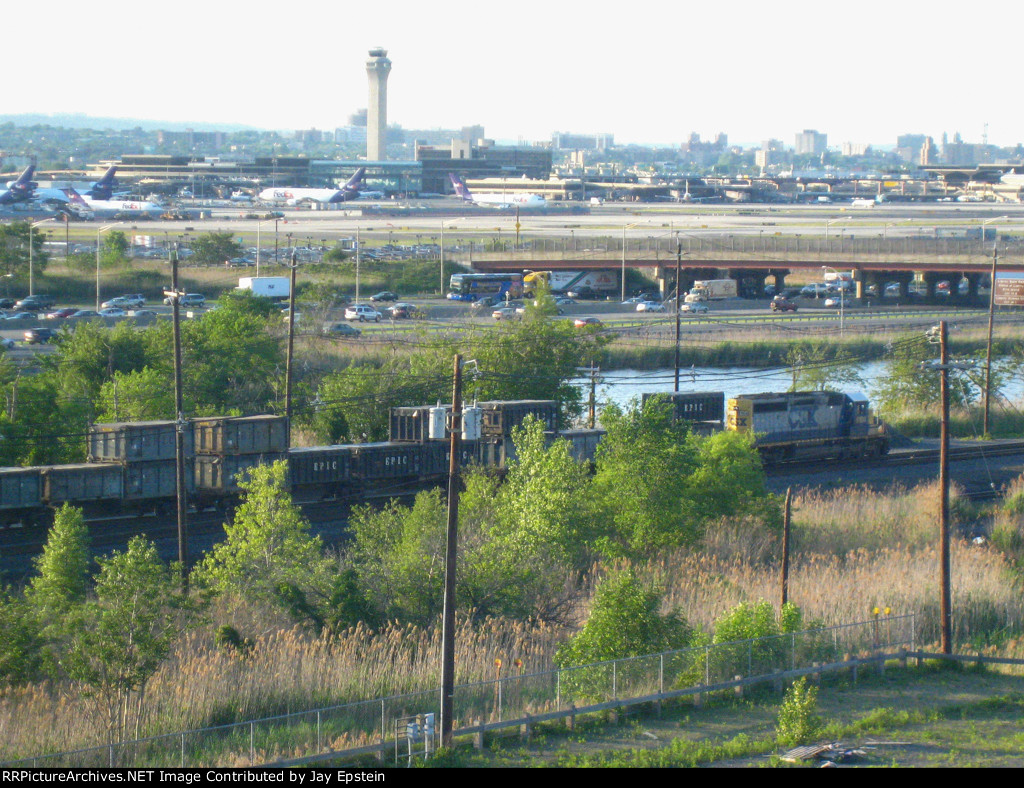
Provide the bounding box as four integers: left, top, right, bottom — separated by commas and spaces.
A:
574, 360, 1024, 412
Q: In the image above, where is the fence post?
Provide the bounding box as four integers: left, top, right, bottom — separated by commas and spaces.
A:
250, 722, 254, 764
705, 646, 710, 687
317, 711, 322, 752
612, 661, 617, 700
556, 669, 560, 710
180, 733, 185, 768
791, 632, 796, 672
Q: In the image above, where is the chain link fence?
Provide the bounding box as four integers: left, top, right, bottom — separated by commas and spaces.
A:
3, 614, 915, 768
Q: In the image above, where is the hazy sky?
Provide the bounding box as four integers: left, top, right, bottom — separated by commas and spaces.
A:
9, 0, 1021, 148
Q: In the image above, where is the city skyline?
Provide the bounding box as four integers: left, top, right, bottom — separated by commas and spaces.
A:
8, 0, 1021, 149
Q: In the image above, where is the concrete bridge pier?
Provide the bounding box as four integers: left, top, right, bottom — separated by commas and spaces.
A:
923, 271, 946, 300
766, 268, 791, 293
965, 272, 985, 301
728, 268, 764, 299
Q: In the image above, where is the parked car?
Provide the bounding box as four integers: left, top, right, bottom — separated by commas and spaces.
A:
770, 297, 798, 313
323, 322, 362, 337
344, 305, 382, 322
369, 291, 398, 302
681, 302, 710, 314
24, 327, 60, 344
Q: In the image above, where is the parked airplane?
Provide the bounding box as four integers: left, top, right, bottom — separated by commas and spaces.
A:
0, 165, 37, 205
258, 168, 366, 205
80, 195, 164, 218
79, 166, 120, 200
851, 197, 878, 207
448, 173, 547, 208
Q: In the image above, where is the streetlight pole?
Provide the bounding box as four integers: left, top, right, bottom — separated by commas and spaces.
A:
355, 226, 361, 304
822, 266, 845, 337
96, 222, 124, 311
29, 218, 54, 297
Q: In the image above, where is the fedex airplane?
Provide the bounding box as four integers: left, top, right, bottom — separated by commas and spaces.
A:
448, 173, 547, 208
258, 168, 366, 205
78, 166, 120, 200
0, 165, 38, 205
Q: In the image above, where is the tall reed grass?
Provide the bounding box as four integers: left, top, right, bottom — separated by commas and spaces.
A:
3, 481, 1023, 760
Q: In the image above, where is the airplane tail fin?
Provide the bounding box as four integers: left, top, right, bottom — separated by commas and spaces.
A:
7, 165, 36, 189
344, 167, 366, 190
448, 173, 472, 201
88, 166, 118, 199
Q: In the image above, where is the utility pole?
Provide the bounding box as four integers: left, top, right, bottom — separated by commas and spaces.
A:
576, 365, 599, 428
938, 321, 952, 655
440, 354, 463, 748
674, 240, 682, 392
169, 249, 189, 582
285, 251, 297, 447
780, 487, 792, 607
984, 244, 998, 436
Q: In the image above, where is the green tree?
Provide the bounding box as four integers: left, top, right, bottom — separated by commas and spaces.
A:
63, 537, 193, 744
591, 397, 698, 559
190, 232, 242, 266
0, 588, 46, 686
195, 461, 333, 618
26, 504, 91, 617
784, 344, 863, 392
683, 430, 780, 530
498, 416, 596, 570
0, 221, 49, 286
555, 570, 692, 700
872, 335, 975, 419
99, 231, 131, 271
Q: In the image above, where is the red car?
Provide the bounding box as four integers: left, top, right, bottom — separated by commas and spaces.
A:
44, 308, 77, 320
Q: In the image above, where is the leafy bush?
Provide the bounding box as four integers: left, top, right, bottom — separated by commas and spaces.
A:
555, 570, 692, 701
776, 677, 822, 747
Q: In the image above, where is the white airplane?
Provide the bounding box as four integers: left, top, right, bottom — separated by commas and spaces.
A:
1000, 170, 1024, 187
448, 173, 547, 208
851, 197, 877, 207
258, 168, 366, 205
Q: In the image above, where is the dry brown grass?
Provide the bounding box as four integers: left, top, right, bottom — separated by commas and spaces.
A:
3, 478, 1022, 761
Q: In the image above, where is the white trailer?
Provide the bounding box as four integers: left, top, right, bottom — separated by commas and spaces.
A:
237, 277, 291, 299
684, 278, 737, 303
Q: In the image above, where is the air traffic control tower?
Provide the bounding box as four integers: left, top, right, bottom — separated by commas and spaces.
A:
366, 48, 392, 162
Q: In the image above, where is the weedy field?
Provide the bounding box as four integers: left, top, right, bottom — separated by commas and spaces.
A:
421, 665, 1024, 768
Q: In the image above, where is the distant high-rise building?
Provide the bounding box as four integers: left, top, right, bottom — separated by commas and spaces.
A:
795, 129, 827, 156
460, 125, 486, 145
366, 48, 392, 161
896, 134, 927, 163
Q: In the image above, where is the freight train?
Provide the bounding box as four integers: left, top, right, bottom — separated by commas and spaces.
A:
0, 391, 887, 528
